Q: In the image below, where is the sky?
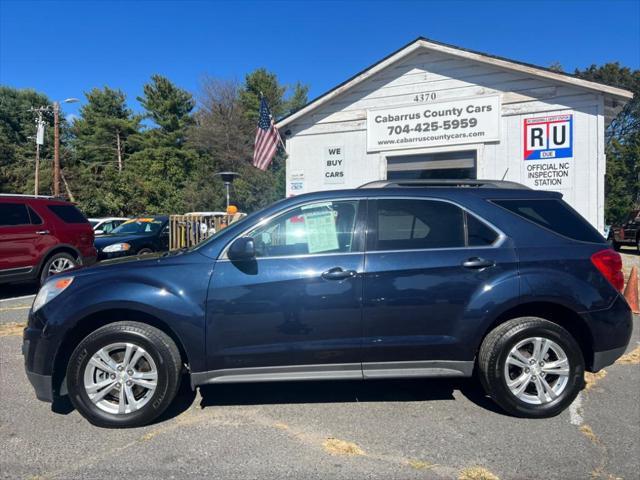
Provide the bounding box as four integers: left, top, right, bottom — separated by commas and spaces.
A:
1, 0, 639, 120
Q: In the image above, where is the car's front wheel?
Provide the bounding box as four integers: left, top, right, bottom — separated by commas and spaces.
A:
478, 317, 584, 418
66, 321, 182, 428
40, 252, 77, 284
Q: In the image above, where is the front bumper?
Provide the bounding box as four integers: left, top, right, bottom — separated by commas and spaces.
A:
97, 250, 130, 261
25, 369, 54, 402
22, 327, 54, 403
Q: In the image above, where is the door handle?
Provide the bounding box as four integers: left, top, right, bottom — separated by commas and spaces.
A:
462, 257, 494, 269
321, 267, 357, 280
35, 230, 50, 235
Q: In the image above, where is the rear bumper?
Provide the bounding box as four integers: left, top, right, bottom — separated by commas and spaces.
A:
592, 345, 628, 372
586, 294, 633, 371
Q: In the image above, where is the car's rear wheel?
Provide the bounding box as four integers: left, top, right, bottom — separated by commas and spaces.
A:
66, 321, 182, 428
40, 252, 77, 284
478, 317, 584, 418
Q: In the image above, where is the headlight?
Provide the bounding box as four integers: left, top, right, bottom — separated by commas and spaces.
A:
32, 277, 74, 312
103, 242, 130, 253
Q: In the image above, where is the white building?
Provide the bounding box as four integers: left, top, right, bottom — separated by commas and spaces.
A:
277, 37, 633, 231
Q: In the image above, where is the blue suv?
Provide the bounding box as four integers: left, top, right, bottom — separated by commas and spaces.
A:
23, 180, 632, 427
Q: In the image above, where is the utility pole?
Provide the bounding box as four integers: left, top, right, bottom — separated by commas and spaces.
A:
30, 108, 46, 196
53, 101, 60, 197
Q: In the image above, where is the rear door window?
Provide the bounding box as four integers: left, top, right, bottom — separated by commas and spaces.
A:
27, 206, 43, 225
492, 199, 604, 243
369, 199, 500, 251
370, 199, 466, 251
47, 204, 88, 224
0, 203, 31, 226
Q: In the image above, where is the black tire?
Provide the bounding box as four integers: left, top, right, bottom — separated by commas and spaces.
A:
40, 252, 77, 284
66, 321, 182, 428
608, 235, 619, 251
137, 248, 153, 255
478, 317, 584, 418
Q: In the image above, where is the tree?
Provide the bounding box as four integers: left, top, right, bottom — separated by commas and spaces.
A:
121, 75, 198, 214
0, 86, 56, 194
575, 63, 640, 223
72, 87, 140, 172
186, 70, 308, 213
239, 68, 309, 121
138, 74, 195, 147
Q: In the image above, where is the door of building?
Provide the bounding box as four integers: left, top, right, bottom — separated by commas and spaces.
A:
386, 150, 476, 180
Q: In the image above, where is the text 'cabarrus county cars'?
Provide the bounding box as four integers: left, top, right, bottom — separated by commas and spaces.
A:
23, 180, 632, 428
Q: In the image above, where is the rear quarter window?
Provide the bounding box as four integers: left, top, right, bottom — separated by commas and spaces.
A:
492, 199, 604, 243
47, 204, 88, 224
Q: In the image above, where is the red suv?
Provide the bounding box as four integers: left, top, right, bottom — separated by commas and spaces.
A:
0, 194, 97, 285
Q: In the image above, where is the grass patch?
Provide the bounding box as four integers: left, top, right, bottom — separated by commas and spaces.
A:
322, 438, 365, 456
459, 466, 500, 480
616, 346, 640, 365
0, 322, 25, 337
584, 370, 607, 390
408, 459, 436, 470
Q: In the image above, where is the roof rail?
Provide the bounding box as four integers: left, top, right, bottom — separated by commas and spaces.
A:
0, 193, 58, 199
358, 179, 530, 190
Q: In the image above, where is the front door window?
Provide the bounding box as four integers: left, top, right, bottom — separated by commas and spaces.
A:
249, 200, 360, 258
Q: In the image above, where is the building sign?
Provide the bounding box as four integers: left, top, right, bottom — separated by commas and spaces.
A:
324, 145, 345, 184
522, 114, 574, 190
524, 114, 573, 159
288, 170, 305, 196
366, 95, 500, 152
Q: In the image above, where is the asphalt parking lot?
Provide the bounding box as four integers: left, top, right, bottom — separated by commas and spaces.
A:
0, 256, 638, 480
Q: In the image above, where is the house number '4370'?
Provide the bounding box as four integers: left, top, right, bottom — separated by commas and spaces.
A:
413, 92, 437, 102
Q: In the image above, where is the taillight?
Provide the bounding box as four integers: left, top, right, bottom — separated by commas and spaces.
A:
591, 249, 624, 291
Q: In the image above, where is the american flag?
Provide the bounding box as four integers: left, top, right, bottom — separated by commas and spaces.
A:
252, 97, 282, 171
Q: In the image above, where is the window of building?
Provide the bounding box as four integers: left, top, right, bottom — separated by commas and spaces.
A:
386, 150, 476, 180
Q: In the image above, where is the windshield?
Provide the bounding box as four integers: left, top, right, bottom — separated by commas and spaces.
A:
112, 218, 164, 235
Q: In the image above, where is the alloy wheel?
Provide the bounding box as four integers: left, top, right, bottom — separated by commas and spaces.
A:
504, 336, 570, 405
83, 342, 158, 415
48, 257, 75, 275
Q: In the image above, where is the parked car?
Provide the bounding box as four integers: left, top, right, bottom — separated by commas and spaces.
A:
89, 217, 129, 236
0, 194, 96, 285
24, 180, 631, 427
94, 216, 169, 260
608, 210, 640, 251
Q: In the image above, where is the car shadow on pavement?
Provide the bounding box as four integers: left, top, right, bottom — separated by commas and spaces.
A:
197, 377, 506, 415
0, 282, 38, 300
49, 376, 507, 425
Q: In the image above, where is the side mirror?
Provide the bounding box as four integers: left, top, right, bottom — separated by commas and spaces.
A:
95, 229, 104, 235
228, 236, 255, 261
